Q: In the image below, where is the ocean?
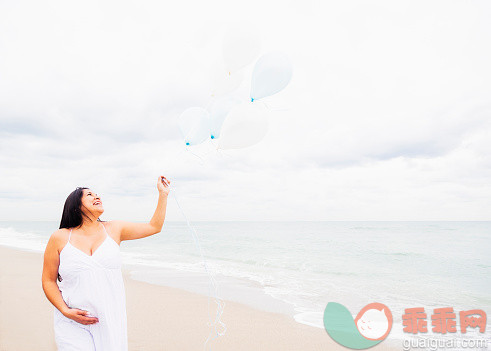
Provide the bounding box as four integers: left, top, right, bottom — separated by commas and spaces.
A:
1, 220, 490, 348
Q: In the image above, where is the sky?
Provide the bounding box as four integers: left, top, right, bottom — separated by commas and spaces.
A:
0, 0, 490, 221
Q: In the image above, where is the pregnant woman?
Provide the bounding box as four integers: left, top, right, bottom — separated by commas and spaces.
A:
42, 175, 170, 350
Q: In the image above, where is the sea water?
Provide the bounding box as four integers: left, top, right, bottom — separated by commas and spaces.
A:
1, 220, 490, 348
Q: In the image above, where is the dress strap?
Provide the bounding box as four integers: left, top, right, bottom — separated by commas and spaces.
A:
101, 222, 109, 238
68, 228, 73, 243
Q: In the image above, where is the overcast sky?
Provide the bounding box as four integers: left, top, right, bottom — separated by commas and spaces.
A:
1, 0, 490, 221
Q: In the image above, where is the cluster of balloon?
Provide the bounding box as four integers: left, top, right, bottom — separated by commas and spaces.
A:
178, 28, 293, 150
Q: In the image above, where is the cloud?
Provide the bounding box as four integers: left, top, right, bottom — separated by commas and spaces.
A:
0, 0, 490, 220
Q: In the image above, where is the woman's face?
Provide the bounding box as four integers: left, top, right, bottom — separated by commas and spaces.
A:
80, 188, 104, 218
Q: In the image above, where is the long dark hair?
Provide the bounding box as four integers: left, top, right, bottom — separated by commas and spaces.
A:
59, 187, 103, 229
58, 187, 103, 282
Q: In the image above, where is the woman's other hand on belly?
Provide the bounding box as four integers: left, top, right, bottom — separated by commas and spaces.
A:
63, 308, 99, 325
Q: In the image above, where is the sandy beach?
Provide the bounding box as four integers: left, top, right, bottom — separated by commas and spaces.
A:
0, 245, 399, 350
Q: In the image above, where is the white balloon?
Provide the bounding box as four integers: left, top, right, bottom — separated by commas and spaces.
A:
178, 107, 210, 146
217, 101, 269, 150
209, 60, 244, 97
223, 25, 261, 74
208, 96, 243, 139
250, 51, 293, 101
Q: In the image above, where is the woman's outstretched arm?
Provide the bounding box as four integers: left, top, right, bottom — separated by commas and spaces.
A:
111, 175, 170, 242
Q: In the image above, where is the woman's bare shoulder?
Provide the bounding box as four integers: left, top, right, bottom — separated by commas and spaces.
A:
51, 228, 70, 238
47, 228, 70, 251
101, 221, 122, 244
102, 220, 122, 231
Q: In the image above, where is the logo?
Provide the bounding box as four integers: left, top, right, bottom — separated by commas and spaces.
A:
324, 302, 393, 349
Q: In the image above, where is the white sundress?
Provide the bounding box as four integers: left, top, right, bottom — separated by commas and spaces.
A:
53, 222, 128, 350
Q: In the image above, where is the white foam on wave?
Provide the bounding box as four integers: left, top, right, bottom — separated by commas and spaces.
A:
0, 226, 46, 253
293, 310, 324, 329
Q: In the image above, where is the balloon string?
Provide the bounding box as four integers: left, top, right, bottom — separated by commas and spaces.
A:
184, 145, 206, 165
170, 173, 227, 351
163, 140, 231, 350
167, 146, 227, 351
185, 141, 228, 161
